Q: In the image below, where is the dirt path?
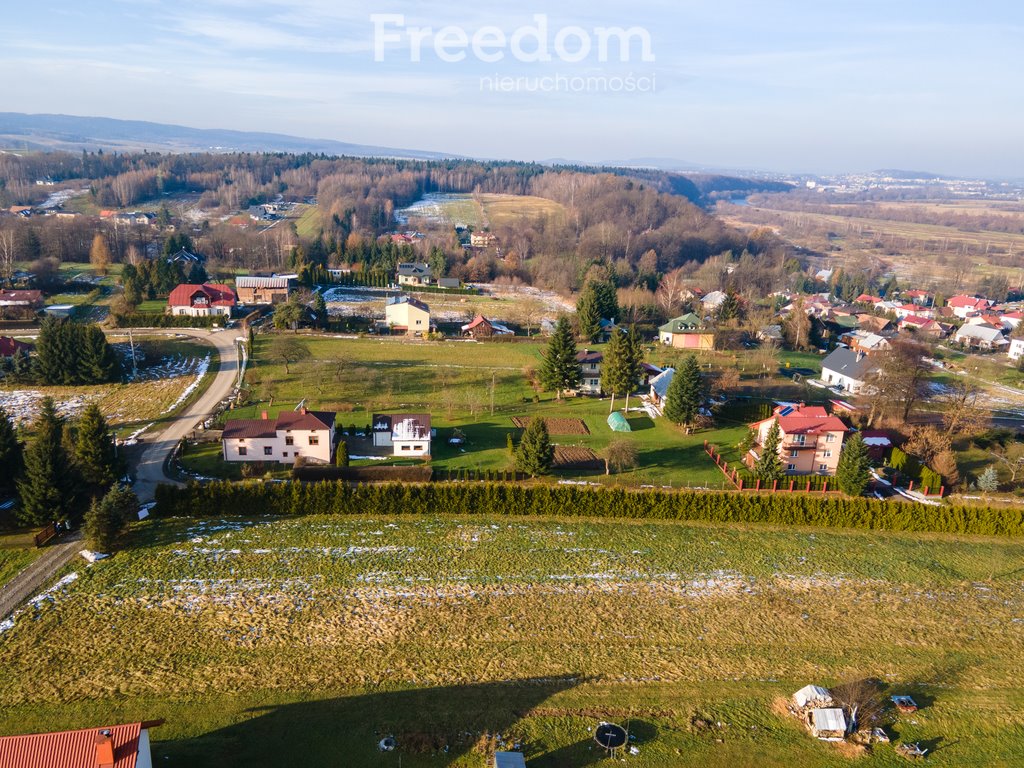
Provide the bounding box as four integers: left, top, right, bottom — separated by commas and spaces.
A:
0, 531, 82, 622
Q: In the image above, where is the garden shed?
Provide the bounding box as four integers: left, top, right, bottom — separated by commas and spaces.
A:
807, 708, 847, 740
607, 412, 631, 432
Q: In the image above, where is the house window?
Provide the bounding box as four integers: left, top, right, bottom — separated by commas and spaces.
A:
264, 446, 273, 456
285, 436, 294, 446
238, 446, 247, 456
309, 435, 319, 445
282, 452, 288, 457
401, 445, 411, 451
787, 463, 796, 471
825, 433, 836, 443
819, 464, 828, 472
793, 435, 806, 445
822, 450, 832, 458
790, 450, 798, 458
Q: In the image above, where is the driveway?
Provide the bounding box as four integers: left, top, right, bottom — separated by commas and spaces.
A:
126, 329, 244, 502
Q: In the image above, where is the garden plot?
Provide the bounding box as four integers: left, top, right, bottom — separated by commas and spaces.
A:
511, 416, 589, 435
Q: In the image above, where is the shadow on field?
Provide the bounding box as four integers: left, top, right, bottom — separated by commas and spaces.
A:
159, 676, 583, 768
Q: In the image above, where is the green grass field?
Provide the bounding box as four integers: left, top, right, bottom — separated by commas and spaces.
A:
1, 514, 1022, 766
226, 336, 763, 487
0, 544, 40, 588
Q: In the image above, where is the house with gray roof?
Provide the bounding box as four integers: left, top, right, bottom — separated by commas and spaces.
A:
820, 347, 877, 394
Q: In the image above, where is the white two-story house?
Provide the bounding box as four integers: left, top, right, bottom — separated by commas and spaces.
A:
222, 407, 335, 464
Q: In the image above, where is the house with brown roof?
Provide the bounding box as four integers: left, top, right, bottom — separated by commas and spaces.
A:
0, 290, 43, 309
747, 403, 849, 475
0, 336, 31, 357
372, 413, 431, 456
0, 720, 161, 768
222, 407, 336, 464
461, 315, 513, 339
167, 283, 237, 317
576, 349, 603, 395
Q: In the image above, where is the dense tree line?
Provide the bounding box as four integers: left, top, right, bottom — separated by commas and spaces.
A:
153, 480, 1024, 537
34, 317, 120, 385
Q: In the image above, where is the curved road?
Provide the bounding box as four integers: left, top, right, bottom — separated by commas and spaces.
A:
128, 328, 243, 502
0, 328, 241, 621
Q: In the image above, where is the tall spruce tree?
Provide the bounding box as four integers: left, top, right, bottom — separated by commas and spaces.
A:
575, 283, 602, 343
17, 397, 75, 524
754, 420, 785, 484
75, 403, 119, 491
601, 328, 640, 413
663, 355, 704, 431
79, 324, 120, 383
515, 417, 554, 477
835, 432, 872, 496
0, 407, 23, 495
539, 316, 580, 400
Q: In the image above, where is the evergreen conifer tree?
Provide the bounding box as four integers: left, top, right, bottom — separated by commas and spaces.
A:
78, 324, 120, 383
835, 432, 872, 496
75, 403, 119, 491
17, 397, 75, 524
335, 439, 349, 467
0, 407, 23, 495
539, 316, 580, 399
663, 355, 704, 430
515, 417, 554, 477
575, 284, 602, 343
754, 420, 785, 484
601, 328, 639, 413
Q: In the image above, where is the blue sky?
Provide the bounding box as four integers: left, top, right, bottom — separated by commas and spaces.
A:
1, 1, 1022, 176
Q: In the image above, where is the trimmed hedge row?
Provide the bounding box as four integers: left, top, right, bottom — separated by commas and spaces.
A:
109, 313, 222, 328
292, 465, 432, 483
152, 482, 1024, 536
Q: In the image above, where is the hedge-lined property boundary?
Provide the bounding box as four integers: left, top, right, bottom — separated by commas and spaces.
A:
153, 481, 1024, 536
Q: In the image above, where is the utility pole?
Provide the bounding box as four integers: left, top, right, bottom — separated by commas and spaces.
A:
128, 328, 137, 377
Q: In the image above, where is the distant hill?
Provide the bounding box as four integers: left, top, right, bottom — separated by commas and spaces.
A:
874, 169, 945, 180
0, 112, 461, 160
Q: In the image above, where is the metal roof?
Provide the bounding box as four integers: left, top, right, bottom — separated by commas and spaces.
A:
494, 753, 527, 768
811, 708, 847, 734
0, 723, 147, 768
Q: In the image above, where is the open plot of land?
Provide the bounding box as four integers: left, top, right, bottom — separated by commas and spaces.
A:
395, 192, 565, 230
232, 335, 752, 487
510, 416, 590, 435
1, 515, 1023, 765
551, 445, 601, 469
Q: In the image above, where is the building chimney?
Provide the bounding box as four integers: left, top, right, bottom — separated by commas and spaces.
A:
95, 730, 115, 768
261, 411, 269, 420
300, 406, 307, 415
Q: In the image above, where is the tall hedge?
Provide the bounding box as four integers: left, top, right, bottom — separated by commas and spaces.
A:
153, 481, 1024, 537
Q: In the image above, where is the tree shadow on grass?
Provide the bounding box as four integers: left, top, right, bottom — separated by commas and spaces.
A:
158, 676, 583, 768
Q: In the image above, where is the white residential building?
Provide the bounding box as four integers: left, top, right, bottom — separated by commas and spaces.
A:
222, 408, 335, 464
372, 413, 432, 456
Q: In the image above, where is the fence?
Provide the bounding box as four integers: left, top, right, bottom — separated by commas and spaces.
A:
705, 441, 841, 494
33, 523, 59, 548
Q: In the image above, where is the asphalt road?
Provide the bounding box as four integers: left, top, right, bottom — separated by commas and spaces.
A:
128, 328, 243, 502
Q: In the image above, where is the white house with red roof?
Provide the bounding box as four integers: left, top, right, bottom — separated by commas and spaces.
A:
0, 720, 160, 768
894, 303, 935, 320
898, 315, 947, 337
166, 283, 237, 317
1009, 338, 1024, 362
854, 293, 882, 304
947, 295, 991, 319
998, 310, 1024, 331
222, 407, 335, 464
372, 413, 432, 456
747, 404, 850, 475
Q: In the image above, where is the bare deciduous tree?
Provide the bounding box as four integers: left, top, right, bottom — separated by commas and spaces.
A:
937, 380, 988, 437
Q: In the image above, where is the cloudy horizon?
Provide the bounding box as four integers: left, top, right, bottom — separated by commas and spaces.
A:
1, 1, 1022, 177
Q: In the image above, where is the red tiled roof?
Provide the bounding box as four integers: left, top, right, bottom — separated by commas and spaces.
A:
854, 294, 881, 303
0, 290, 43, 305
0, 336, 31, 356
167, 283, 237, 307
0, 722, 145, 768
900, 314, 932, 327
462, 315, 491, 331
752, 405, 848, 436
947, 295, 988, 308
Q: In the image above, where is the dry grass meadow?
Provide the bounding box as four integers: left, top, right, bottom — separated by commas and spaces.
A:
1, 514, 1023, 766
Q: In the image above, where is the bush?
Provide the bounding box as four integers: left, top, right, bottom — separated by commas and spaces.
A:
153, 481, 1024, 536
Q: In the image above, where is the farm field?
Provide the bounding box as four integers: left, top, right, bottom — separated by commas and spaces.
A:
718, 199, 1024, 284
395, 192, 566, 229
1, 514, 1022, 766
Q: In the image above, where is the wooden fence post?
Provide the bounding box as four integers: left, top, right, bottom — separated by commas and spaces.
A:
772, 480, 778, 492
755, 479, 761, 491
789, 480, 795, 492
